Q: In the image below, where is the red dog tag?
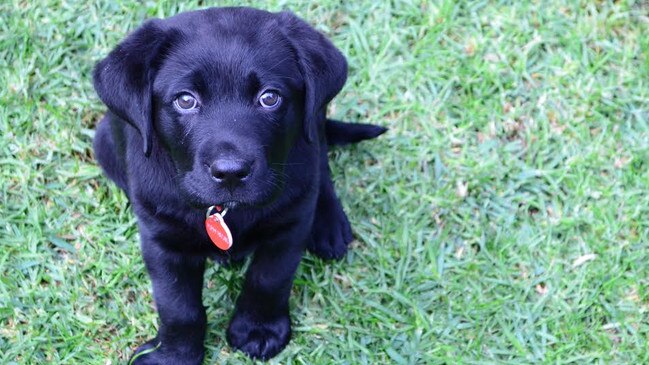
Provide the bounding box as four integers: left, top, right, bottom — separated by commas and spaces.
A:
205, 207, 232, 250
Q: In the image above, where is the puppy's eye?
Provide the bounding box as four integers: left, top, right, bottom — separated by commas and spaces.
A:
259, 90, 281, 109
174, 93, 199, 111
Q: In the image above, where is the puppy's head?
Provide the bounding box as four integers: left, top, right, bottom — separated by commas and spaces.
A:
94, 7, 347, 208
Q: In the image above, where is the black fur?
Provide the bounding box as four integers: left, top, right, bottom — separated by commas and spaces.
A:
325, 119, 387, 146
92, 7, 385, 363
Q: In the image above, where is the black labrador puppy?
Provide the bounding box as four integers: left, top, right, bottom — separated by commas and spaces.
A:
93, 6, 385, 363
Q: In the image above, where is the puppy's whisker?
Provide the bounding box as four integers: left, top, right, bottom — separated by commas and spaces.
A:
266, 56, 294, 72
265, 171, 285, 189
271, 162, 305, 166
181, 123, 197, 144
273, 171, 290, 183
274, 75, 300, 82
267, 178, 282, 190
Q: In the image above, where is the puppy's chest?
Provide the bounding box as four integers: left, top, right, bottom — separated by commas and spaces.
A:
144, 205, 259, 257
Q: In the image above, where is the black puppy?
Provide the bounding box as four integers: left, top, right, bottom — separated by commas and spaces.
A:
93, 7, 385, 363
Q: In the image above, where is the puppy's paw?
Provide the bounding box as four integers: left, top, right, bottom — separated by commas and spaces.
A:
308, 198, 353, 260
226, 311, 291, 360
129, 338, 204, 365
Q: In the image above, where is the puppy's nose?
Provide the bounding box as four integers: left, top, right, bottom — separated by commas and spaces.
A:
210, 159, 252, 186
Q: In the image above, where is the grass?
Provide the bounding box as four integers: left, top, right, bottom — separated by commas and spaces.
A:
1, 0, 648, 363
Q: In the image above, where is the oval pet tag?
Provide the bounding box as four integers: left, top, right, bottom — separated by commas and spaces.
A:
205, 206, 233, 250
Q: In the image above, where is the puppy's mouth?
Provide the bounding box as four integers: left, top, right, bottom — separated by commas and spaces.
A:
212, 201, 241, 210
180, 185, 270, 210
191, 197, 249, 211
177, 168, 285, 211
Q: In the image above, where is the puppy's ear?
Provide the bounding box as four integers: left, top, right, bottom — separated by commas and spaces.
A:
278, 12, 348, 143
93, 19, 173, 157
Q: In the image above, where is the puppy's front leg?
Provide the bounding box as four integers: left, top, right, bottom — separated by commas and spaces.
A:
130, 237, 207, 365
227, 238, 304, 360
308, 144, 353, 260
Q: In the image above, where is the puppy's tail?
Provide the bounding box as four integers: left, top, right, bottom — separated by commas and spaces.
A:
325, 119, 387, 146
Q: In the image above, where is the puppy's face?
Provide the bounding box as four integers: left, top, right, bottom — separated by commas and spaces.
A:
94, 8, 348, 210
153, 26, 304, 208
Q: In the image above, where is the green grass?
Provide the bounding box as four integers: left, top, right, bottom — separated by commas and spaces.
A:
1, 0, 648, 363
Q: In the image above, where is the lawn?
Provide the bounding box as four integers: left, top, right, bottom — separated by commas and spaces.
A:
1, 0, 648, 363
